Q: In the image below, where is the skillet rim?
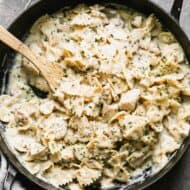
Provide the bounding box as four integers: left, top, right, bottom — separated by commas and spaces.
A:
0, 0, 190, 190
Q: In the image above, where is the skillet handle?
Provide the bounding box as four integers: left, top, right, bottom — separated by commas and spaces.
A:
171, 0, 184, 21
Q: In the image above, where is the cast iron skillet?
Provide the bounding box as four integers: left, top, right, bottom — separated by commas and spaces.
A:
0, 0, 190, 190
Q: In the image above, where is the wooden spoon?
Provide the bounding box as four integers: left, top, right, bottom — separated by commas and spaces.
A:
0, 25, 63, 92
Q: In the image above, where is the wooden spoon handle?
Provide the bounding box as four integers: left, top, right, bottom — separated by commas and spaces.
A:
0, 25, 63, 92
0, 25, 39, 71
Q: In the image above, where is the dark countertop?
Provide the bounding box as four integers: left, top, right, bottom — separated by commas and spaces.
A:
0, 0, 190, 190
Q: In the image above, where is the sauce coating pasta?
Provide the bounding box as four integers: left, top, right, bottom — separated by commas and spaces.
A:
1, 4, 190, 190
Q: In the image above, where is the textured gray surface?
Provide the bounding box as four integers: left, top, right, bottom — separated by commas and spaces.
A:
0, 0, 190, 190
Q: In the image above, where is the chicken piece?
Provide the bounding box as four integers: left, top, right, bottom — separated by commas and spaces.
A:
61, 147, 75, 162
131, 15, 143, 28
149, 41, 160, 55
119, 89, 140, 111
119, 115, 148, 140
102, 103, 119, 121
147, 105, 165, 123
39, 99, 55, 115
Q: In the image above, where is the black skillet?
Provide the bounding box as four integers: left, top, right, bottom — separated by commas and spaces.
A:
0, 0, 190, 190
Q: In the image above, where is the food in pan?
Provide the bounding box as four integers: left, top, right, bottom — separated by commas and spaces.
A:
0, 4, 190, 190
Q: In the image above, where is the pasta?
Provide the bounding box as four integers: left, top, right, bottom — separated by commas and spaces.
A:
0, 3, 190, 189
